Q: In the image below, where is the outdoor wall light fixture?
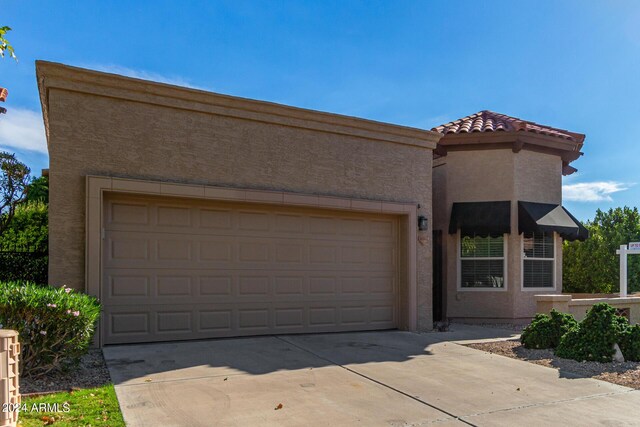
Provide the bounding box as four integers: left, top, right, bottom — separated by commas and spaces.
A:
418, 215, 428, 231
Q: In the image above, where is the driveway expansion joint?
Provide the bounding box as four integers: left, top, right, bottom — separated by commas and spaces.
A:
459, 389, 639, 421
275, 335, 477, 427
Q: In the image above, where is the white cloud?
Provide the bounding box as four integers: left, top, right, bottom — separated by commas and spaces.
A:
563, 181, 630, 202
0, 65, 206, 156
84, 64, 205, 90
0, 108, 47, 154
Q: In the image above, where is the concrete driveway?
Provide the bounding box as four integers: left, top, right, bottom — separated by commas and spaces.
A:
104, 326, 640, 426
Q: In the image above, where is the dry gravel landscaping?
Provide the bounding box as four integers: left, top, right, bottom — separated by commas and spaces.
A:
467, 339, 640, 389
20, 349, 111, 395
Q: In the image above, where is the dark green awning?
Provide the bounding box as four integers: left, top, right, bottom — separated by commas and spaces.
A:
518, 201, 588, 241
448, 201, 511, 236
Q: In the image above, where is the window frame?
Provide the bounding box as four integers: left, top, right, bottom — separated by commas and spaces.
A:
521, 231, 556, 291
456, 230, 508, 292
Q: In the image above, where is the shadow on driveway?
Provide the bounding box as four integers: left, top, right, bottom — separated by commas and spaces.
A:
103, 326, 640, 427
103, 325, 518, 385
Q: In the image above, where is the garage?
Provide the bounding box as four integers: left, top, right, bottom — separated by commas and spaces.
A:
102, 193, 400, 344
39, 62, 436, 343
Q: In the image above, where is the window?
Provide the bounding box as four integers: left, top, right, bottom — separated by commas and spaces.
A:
459, 233, 505, 289
522, 232, 555, 288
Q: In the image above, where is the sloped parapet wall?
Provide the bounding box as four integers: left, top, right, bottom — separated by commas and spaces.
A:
0, 330, 20, 427
536, 294, 640, 324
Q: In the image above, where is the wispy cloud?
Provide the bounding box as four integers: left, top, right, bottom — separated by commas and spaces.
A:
0, 65, 206, 157
563, 181, 631, 202
84, 64, 206, 90
0, 108, 47, 154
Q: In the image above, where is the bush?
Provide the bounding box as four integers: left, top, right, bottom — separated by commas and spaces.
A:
0, 252, 48, 284
620, 324, 640, 362
521, 309, 577, 349
0, 201, 48, 252
0, 281, 100, 378
555, 303, 628, 362
0, 201, 48, 284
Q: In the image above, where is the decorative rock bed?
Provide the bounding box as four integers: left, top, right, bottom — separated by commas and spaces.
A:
20, 349, 111, 395
467, 339, 640, 389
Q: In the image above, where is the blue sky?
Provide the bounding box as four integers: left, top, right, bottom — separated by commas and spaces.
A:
1, 0, 640, 220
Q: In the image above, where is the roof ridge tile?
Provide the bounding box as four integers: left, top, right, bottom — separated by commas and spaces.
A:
433, 110, 584, 143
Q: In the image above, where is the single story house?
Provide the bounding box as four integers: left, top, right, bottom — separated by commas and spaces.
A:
36, 62, 587, 345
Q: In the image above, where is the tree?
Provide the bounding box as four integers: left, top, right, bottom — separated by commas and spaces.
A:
0, 26, 16, 60
26, 176, 49, 204
563, 207, 640, 294
0, 152, 31, 236
0, 201, 47, 251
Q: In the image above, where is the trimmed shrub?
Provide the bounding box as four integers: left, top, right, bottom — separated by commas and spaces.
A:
521, 309, 577, 349
620, 324, 640, 362
0, 281, 100, 378
556, 303, 628, 362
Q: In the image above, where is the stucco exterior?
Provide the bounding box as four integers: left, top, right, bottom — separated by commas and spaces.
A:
37, 62, 588, 334
433, 149, 565, 322
37, 61, 441, 333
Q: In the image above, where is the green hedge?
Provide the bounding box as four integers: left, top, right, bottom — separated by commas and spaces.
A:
555, 303, 628, 362
0, 252, 48, 284
521, 309, 577, 349
522, 303, 640, 363
0, 201, 48, 252
619, 324, 640, 362
0, 281, 100, 378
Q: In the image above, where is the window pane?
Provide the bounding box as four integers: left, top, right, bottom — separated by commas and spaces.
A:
461, 234, 503, 258
523, 259, 554, 288
523, 232, 554, 259
461, 260, 505, 288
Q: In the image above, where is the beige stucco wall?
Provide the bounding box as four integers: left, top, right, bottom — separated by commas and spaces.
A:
513, 150, 564, 319
432, 149, 564, 322
39, 62, 440, 331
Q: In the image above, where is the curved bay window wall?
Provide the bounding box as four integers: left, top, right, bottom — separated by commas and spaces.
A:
449, 200, 588, 292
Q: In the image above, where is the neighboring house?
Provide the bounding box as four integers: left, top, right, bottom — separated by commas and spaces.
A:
36, 62, 586, 345
0, 87, 7, 114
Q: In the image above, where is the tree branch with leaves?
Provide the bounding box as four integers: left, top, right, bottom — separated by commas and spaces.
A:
0, 152, 31, 236
0, 26, 17, 60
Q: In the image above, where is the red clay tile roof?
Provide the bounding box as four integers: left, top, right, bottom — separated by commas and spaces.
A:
433, 110, 584, 143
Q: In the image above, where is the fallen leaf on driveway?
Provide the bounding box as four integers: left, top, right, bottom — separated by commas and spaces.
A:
145, 379, 152, 382
275, 403, 283, 410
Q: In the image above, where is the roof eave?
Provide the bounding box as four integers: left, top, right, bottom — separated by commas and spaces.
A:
435, 131, 584, 164
36, 61, 442, 150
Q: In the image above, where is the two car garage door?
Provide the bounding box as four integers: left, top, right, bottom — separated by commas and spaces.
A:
102, 194, 400, 344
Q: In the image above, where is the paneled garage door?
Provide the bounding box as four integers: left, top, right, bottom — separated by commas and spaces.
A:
102, 194, 399, 344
